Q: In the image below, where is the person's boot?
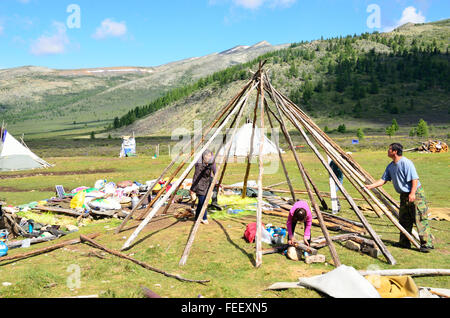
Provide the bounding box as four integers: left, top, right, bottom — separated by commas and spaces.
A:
209, 186, 223, 211
419, 246, 432, 253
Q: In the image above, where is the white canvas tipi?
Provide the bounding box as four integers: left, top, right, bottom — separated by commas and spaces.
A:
0, 128, 52, 172
217, 122, 284, 158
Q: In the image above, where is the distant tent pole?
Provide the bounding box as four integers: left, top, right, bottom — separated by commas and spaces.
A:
0, 127, 52, 171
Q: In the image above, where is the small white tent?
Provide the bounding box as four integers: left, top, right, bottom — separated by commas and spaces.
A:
217, 122, 284, 158
0, 128, 52, 172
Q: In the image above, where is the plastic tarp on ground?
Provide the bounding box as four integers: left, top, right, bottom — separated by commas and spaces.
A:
298, 265, 381, 298
0, 130, 52, 172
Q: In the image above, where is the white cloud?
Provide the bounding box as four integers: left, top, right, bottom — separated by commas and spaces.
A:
268, 0, 297, 8
92, 19, 127, 40
30, 22, 69, 56
233, 0, 265, 9
383, 6, 426, 32
0, 25, 4, 35
397, 6, 426, 25
214, 0, 296, 10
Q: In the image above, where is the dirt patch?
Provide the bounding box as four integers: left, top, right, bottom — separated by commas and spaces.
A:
0, 169, 116, 180
0, 186, 57, 193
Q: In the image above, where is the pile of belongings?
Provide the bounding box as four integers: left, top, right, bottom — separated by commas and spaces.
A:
244, 222, 286, 245
145, 178, 192, 194
4, 177, 198, 223
1, 202, 77, 251
12, 179, 150, 220
69, 179, 144, 213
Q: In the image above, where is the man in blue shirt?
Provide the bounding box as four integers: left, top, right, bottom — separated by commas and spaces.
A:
366, 143, 434, 253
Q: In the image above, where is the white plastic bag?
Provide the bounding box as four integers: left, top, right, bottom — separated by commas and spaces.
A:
261, 228, 272, 244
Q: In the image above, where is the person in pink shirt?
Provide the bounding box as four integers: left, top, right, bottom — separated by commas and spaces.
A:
286, 200, 313, 246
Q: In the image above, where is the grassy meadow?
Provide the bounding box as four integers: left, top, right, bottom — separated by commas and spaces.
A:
0, 138, 449, 298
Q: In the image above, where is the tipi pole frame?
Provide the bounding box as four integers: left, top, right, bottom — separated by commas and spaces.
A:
294, 110, 417, 245
267, 88, 341, 267
265, 102, 329, 210
272, 90, 398, 264
123, 80, 254, 225
161, 94, 250, 217
263, 87, 329, 211
120, 82, 258, 251
275, 89, 401, 213
179, 87, 250, 266
274, 87, 420, 249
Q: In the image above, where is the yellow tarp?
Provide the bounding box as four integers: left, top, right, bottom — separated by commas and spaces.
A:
217, 195, 258, 208
365, 275, 419, 298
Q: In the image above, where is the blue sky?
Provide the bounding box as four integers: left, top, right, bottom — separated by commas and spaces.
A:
0, 0, 448, 69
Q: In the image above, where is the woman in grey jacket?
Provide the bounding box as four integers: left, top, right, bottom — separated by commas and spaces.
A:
190, 150, 216, 224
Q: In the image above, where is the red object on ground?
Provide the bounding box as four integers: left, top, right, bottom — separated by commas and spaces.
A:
244, 222, 265, 243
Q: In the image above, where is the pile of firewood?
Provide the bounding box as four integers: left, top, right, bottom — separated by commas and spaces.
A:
406, 140, 448, 153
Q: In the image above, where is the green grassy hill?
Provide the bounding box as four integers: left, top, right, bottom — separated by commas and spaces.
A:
112, 19, 449, 138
